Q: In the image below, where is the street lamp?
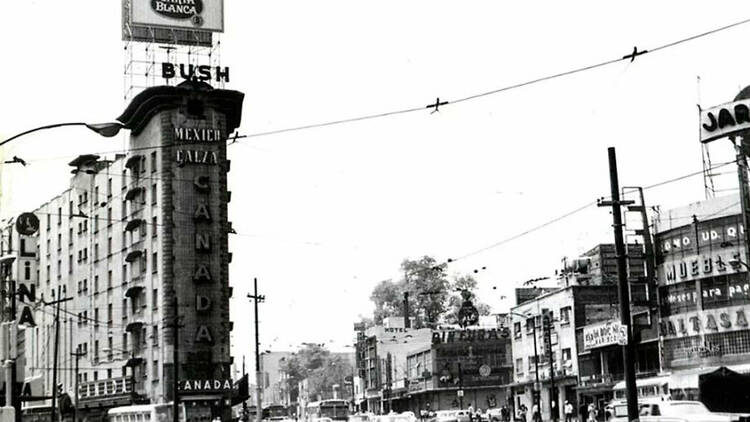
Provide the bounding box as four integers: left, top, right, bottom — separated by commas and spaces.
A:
0, 121, 125, 147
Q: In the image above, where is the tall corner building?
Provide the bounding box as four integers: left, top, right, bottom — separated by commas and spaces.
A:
4, 80, 244, 422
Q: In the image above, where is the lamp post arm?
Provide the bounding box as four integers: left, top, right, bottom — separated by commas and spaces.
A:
1, 123, 88, 147
1, 121, 124, 148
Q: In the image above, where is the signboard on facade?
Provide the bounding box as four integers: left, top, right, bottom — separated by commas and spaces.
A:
583, 320, 627, 351
131, 0, 224, 32
658, 304, 749, 339
179, 379, 237, 392
700, 99, 750, 143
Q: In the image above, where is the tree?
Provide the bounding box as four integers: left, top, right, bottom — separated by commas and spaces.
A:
444, 274, 492, 325
278, 344, 354, 401
369, 256, 494, 328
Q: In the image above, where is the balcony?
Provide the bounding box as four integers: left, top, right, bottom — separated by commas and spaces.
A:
125, 275, 145, 298
125, 311, 145, 333
124, 219, 145, 232
125, 249, 143, 263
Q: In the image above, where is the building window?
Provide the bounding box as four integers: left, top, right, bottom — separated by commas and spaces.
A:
152, 184, 157, 206
107, 369, 113, 379
562, 348, 572, 364
94, 340, 99, 361
560, 306, 571, 325
122, 299, 128, 320
94, 308, 99, 327
152, 217, 158, 238
526, 318, 534, 333
94, 186, 99, 203
121, 200, 127, 221
107, 304, 113, 326
58, 207, 62, 225
68, 255, 73, 274
153, 325, 159, 346
152, 360, 159, 380
516, 358, 524, 376
94, 215, 99, 233
108, 270, 113, 289
107, 208, 112, 227
152, 252, 158, 273
108, 337, 113, 360
122, 170, 127, 189
151, 151, 157, 173
94, 243, 99, 261
152, 289, 158, 310
123, 334, 128, 358
107, 237, 112, 256
122, 265, 127, 285
514, 322, 521, 338
68, 228, 73, 246
107, 178, 112, 198
57, 234, 61, 251
47, 213, 51, 229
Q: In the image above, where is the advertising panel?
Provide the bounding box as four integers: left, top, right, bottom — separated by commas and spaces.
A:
700, 99, 750, 143
583, 320, 627, 351
131, 0, 224, 32
433, 329, 510, 387
658, 304, 750, 339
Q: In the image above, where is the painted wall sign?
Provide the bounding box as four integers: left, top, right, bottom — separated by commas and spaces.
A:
174, 127, 223, 142
174, 125, 222, 166
658, 304, 749, 339
432, 328, 504, 344
657, 250, 744, 285
700, 99, 750, 143
162, 63, 230, 83
657, 215, 744, 256
583, 320, 627, 351
131, 0, 224, 32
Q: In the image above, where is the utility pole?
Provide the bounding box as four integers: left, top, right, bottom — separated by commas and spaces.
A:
71, 347, 86, 422
457, 362, 463, 410
531, 319, 540, 413
242, 355, 248, 421
403, 292, 410, 329
247, 279, 265, 422
598, 147, 638, 422
542, 310, 555, 422
47, 286, 72, 422
8, 262, 20, 422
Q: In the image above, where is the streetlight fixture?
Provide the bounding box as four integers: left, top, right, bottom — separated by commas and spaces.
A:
0, 121, 125, 147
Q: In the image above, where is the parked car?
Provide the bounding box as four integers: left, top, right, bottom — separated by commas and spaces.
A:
610, 400, 734, 422
349, 415, 373, 422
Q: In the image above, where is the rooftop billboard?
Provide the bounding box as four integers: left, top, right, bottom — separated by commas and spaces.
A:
131, 0, 224, 32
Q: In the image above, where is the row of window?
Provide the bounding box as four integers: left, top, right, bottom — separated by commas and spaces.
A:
513, 306, 572, 338
77, 359, 160, 383
77, 289, 159, 326
514, 348, 573, 375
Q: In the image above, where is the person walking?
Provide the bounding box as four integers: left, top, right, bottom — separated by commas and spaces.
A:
587, 404, 597, 422
469, 404, 475, 422
531, 403, 541, 422
501, 404, 509, 422
564, 401, 573, 422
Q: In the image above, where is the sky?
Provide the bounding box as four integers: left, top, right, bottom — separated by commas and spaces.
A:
2, 1, 750, 370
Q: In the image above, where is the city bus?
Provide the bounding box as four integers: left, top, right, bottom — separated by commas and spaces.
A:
305, 399, 350, 421
107, 403, 186, 422
263, 404, 292, 421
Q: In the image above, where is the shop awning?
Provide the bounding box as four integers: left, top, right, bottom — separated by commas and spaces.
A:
668, 364, 750, 390
613, 375, 670, 391
125, 321, 144, 333
125, 250, 143, 262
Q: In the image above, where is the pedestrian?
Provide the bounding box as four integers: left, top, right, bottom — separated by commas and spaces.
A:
551, 401, 558, 422
564, 401, 573, 422
469, 404, 475, 422
587, 404, 597, 422
531, 403, 541, 422
501, 404, 509, 422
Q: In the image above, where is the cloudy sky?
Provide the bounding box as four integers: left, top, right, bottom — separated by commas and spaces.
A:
2, 1, 750, 368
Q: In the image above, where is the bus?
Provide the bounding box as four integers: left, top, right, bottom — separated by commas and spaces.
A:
107, 403, 186, 422
305, 399, 350, 422
263, 405, 291, 421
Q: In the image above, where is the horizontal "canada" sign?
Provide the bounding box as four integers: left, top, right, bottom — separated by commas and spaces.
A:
179, 379, 237, 392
